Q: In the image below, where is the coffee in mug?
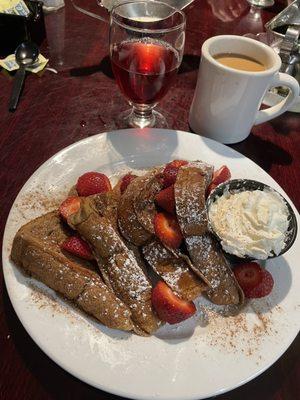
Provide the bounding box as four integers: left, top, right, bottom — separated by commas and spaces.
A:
214, 53, 266, 72
189, 35, 299, 144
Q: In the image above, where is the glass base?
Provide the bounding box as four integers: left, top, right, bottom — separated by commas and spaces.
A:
247, 0, 274, 7
114, 108, 168, 129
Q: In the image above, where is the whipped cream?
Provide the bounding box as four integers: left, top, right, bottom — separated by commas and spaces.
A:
208, 189, 289, 259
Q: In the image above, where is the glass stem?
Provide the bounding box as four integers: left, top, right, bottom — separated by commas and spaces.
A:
130, 104, 155, 128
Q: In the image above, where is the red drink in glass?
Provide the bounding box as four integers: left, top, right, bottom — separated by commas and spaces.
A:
111, 39, 179, 105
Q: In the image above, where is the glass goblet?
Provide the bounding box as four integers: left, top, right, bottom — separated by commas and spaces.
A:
109, 1, 186, 129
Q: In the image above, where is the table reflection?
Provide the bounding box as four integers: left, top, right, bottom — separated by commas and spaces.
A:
207, 0, 249, 22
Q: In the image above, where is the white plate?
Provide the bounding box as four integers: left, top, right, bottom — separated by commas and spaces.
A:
3, 129, 300, 400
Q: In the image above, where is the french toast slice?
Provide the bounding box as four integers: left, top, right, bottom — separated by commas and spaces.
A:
117, 168, 161, 246
174, 165, 244, 306
185, 234, 244, 305
93, 184, 150, 277
92, 180, 121, 228
133, 169, 163, 235
10, 211, 134, 332
175, 163, 212, 237
68, 197, 161, 335
142, 239, 206, 301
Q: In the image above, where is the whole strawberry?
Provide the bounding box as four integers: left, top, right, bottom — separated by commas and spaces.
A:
76, 172, 112, 197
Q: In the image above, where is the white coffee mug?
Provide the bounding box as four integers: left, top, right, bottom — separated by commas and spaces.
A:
189, 35, 300, 144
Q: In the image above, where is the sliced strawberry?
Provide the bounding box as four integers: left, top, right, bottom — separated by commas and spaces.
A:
120, 173, 137, 194
162, 160, 188, 188
155, 185, 175, 214
152, 281, 196, 324
61, 236, 93, 260
233, 262, 263, 292
207, 165, 231, 195
76, 172, 112, 197
212, 165, 231, 185
244, 269, 274, 298
207, 183, 217, 195
167, 159, 188, 169
233, 262, 274, 298
59, 196, 81, 220
154, 212, 183, 248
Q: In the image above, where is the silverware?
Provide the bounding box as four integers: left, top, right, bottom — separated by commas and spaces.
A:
9, 42, 39, 112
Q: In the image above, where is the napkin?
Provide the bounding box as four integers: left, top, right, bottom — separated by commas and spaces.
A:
0, 0, 30, 16
0, 53, 49, 73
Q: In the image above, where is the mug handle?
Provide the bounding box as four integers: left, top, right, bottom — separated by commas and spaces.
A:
254, 73, 299, 125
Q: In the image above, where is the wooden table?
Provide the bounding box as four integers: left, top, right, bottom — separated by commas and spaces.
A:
0, 0, 299, 399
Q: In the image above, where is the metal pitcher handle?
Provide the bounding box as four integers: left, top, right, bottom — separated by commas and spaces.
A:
70, 0, 110, 23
